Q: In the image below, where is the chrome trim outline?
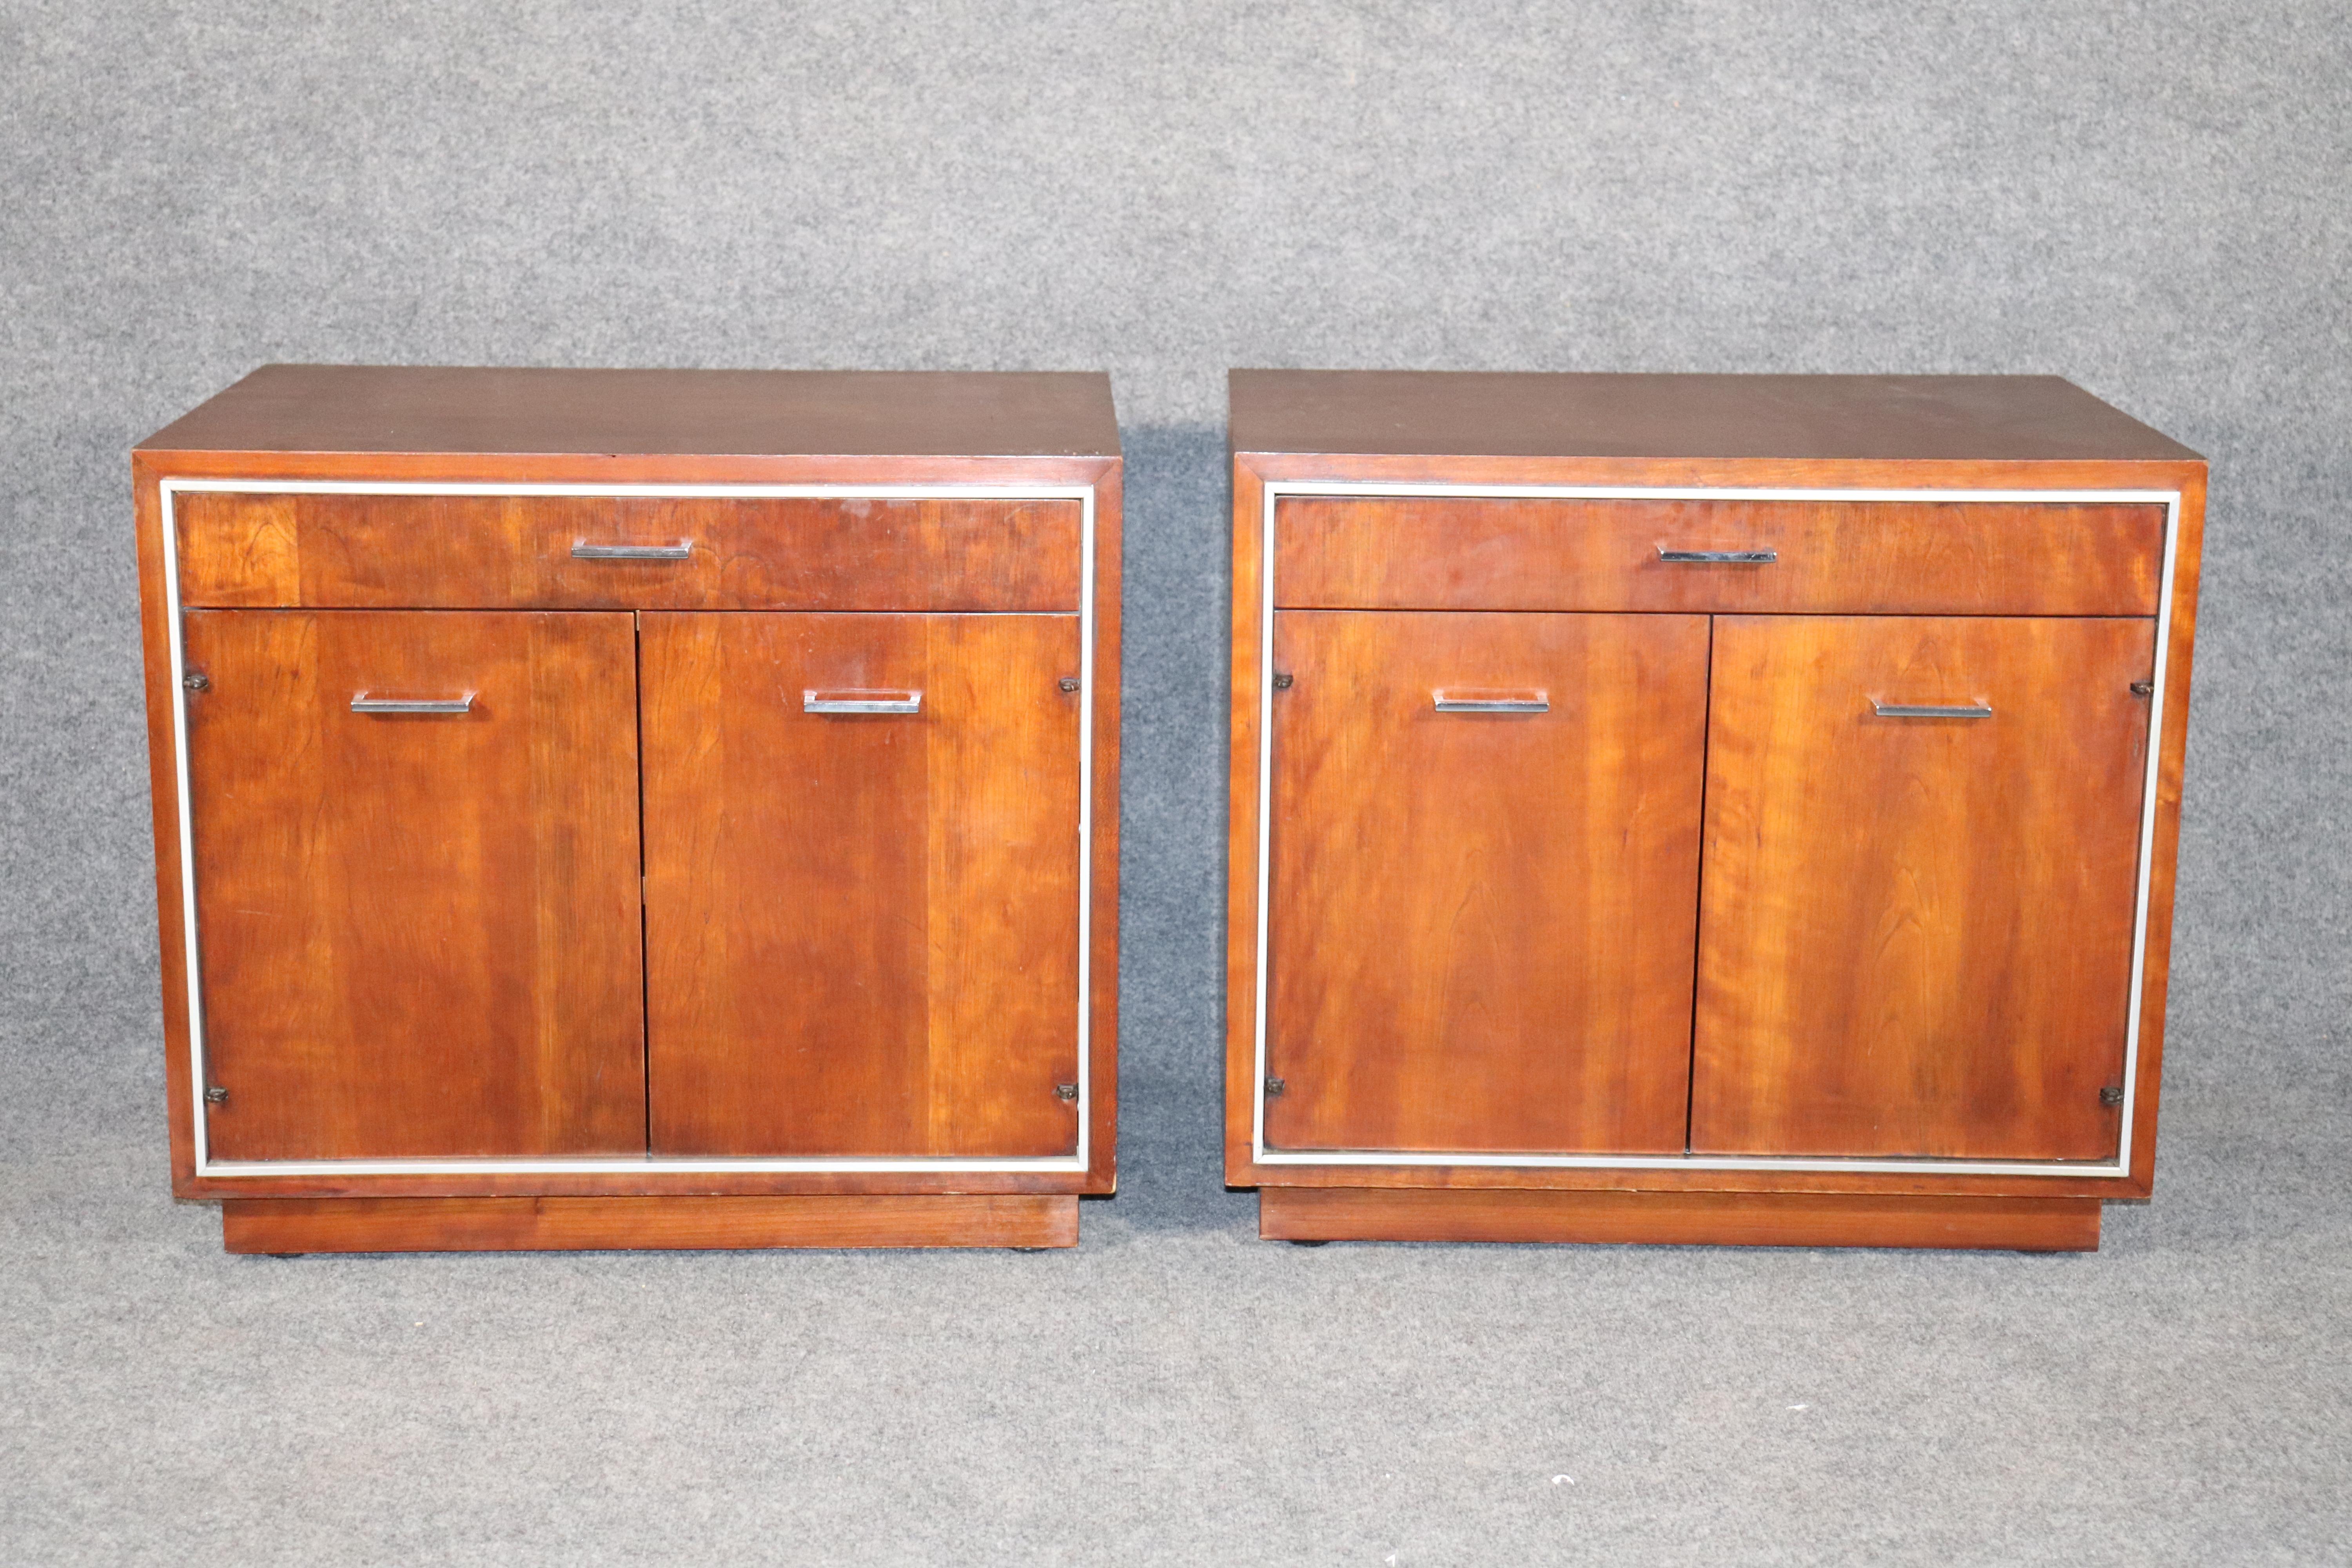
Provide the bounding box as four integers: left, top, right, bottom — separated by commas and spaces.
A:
160, 478, 1097, 1179
1250, 481, 2181, 1178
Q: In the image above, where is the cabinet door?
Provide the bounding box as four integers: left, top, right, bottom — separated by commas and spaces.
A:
641, 613, 1082, 1157
1692, 615, 2156, 1160
1265, 611, 1710, 1154
181, 610, 647, 1160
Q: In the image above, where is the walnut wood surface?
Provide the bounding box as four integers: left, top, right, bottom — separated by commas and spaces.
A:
1276, 497, 2163, 616
223, 1194, 1080, 1252
1258, 1186, 2101, 1250
181, 610, 646, 1160
1225, 433, 2203, 1206
1264, 610, 1708, 1154
1692, 615, 2157, 1160
142, 365, 1120, 458
176, 492, 1080, 612
1230, 371, 2201, 462
641, 612, 1083, 1157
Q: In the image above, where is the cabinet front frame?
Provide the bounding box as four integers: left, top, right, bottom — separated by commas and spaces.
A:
1240, 477, 2185, 1187
152, 476, 1102, 1187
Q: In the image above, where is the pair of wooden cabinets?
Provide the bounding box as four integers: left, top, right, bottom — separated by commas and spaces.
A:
1226, 372, 2206, 1252
136, 368, 1120, 1252
139, 367, 2203, 1254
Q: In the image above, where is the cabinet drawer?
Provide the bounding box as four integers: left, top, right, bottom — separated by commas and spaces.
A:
175, 491, 1081, 611
1274, 495, 2164, 615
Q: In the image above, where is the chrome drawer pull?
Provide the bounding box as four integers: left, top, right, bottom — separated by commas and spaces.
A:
351, 693, 474, 715
1433, 690, 1549, 713
1872, 701, 1993, 719
572, 541, 692, 560
804, 690, 923, 715
1659, 548, 1777, 564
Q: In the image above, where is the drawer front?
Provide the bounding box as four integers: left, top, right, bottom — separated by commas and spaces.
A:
1274, 496, 2164, 616
175, 492, 1082, 611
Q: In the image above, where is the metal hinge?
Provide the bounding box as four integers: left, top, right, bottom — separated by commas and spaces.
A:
2129, 680, 2154, 697
203, 1084, 227, 1106
1055, 1083, 1078, 1102
1264, 1076, 1286, 1096
1058, 677, 1081, 693
1272, 673, 1294, 690
2100, 1085, 2125, 1106
183, 672, 211, 692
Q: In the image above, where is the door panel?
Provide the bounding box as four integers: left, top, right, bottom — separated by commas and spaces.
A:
641, 613, 1082, 1157
183, 610, 646, 1160
1692, 615, 2156, 1160
1265, 610, 1710, 1154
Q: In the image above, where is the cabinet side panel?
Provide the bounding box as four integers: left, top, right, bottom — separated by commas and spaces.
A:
1226, 459, 1268, 1183
2128, 472, 2206, 1192
135, 467, 199, 1189
1085, 462, 1122, 1192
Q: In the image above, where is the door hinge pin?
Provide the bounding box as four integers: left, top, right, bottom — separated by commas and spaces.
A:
2129, 680, 2154, 697
1058, 677, 1081, 693
1055, 1083, 1078, 1102
1272, 673, 1294, 690
203, 1084, 227, 1105
1264, 1076, 1286, 1096
2100, 1085, 2125, 1106
183, 672, 211, 692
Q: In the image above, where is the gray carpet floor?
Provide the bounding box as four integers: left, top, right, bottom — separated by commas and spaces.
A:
4, 430, 2348, 1565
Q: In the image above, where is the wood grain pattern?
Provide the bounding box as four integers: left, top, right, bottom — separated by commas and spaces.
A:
1258, 1186, 2101, 1250
1265, 610, 1709, 1154
1225, 444, 2201, 1207
641, 612, 1083, 1158
223, 1194, 1080, 1252
181, 610, 645, 1160
1276, 496, 2164, 615
1230, 371, 2200, 463
176, 492, 1080, 612
1692, 615, 2157, 1160
141, 365, 1120, 459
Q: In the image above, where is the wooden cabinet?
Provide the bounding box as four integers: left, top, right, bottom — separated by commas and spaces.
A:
1229, 372, 2206, 1251
136, 367, 1121, 1252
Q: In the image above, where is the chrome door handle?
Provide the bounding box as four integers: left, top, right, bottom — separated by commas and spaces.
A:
1872, 701, 1993, 719
804, 690, 923, 715
1433, 689, 1549, 713
1659, 548, 1777, 564
572, 541, 692, 560
351, 693, 474, 714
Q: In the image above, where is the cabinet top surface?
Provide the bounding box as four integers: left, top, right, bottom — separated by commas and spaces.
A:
138, 365, 1121, 459
1229, 372, 2201, 465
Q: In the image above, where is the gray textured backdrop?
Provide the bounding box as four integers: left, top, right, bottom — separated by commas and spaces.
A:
4, 3, 2348, 1564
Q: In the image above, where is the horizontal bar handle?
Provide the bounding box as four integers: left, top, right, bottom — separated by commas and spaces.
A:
1433, 690, 1549, 714
572, 541, 692, 560
351, 693, 474, 715
804, 689, 923, 715
1659, 548, 1777, 564
1873, 701, 1993, 719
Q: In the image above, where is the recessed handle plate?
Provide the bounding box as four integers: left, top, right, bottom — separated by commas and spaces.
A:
572, 541, 692, 560
1872, 701, 1993, 719
351, 693, 475, 714
804, 690, 923, 715
1658, 548, 1777, 564
1433, 689, 1549, 713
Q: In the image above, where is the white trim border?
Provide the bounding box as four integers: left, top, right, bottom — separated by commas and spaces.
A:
160, 478, 1097, 1180
1249, 482, 2181, 1180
